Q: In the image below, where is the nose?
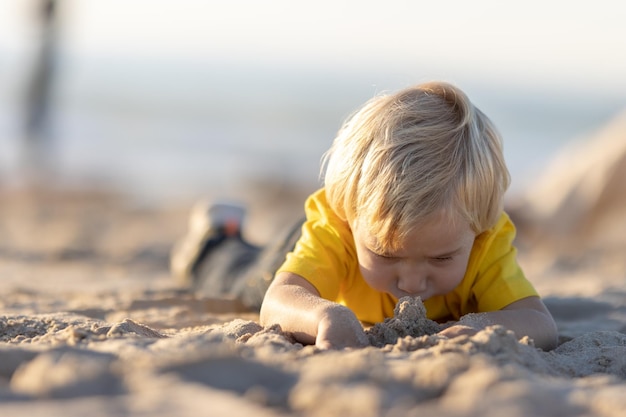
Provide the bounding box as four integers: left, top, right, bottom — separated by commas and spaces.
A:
396, 266, 428, 295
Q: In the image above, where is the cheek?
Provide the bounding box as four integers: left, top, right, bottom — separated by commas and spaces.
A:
434, 257, 471, 292
356, 254, 394, 291
435, 270, 464, 293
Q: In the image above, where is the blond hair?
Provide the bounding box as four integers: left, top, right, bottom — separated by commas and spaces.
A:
322, 81, 509, 251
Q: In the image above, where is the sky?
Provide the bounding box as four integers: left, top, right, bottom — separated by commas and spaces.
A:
1, 0, 625, 93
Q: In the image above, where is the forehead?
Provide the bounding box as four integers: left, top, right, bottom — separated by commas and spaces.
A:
355, 209, 474, 253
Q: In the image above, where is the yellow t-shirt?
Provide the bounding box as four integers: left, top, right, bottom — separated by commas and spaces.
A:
276, 188, 538, 325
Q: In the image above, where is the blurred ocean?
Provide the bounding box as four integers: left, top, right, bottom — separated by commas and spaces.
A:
1, 55, 625, 205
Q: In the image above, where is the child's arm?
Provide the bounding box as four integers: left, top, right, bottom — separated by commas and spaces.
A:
439, 296, 558, 350
260, 271, 370, 349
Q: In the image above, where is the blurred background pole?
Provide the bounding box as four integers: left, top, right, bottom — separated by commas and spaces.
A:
22, 0, 59, 185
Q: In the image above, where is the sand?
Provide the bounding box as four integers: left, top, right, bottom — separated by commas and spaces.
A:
1, 114, 626, 416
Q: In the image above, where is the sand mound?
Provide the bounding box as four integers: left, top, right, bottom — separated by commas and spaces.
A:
365, 296, 442, 347
510, 110, 626, 247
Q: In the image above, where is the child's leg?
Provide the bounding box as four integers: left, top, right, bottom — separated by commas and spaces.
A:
233, 218, 304, 310
170, 200, 303, 310
170, 201, 261, 298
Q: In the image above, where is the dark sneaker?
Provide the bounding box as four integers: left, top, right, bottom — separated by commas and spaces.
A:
170, 200, 246, 287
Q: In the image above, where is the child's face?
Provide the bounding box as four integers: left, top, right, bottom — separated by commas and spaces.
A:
351, 211, 476, 301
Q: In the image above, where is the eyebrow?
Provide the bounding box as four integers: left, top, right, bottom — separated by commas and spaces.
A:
364, 242, 388, 256
429, 247, 463, 258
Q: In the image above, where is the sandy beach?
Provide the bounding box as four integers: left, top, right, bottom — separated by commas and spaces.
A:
1, 114, 625, 417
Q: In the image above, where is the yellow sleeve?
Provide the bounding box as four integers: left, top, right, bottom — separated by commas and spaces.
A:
275, 189, 356, 300
470, 212, 539, 312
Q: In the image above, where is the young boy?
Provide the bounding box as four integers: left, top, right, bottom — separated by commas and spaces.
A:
171, 81, 558, 350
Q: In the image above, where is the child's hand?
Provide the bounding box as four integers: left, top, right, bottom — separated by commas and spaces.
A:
316, 304, 370, 350
436, 297, 559, 350
261, 272, 371, 349
438, 324, 480, 339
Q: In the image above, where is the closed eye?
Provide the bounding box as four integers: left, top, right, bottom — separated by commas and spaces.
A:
430, 248, 462, 263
